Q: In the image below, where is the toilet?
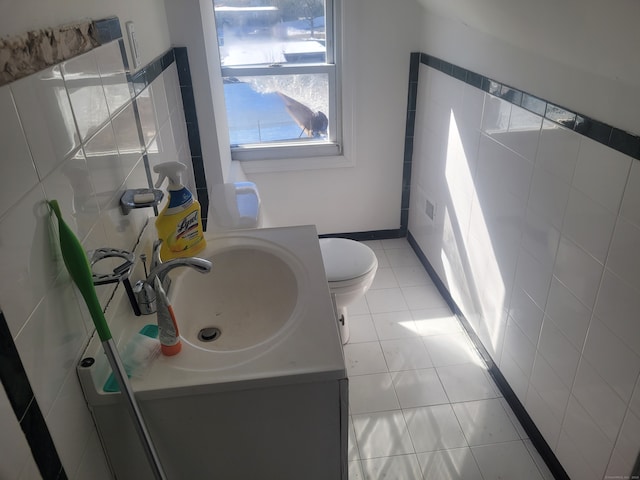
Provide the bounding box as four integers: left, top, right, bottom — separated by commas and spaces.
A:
319, 238, 378, 344
208, 182, 378, 344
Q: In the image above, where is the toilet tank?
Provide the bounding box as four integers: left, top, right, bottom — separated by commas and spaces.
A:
208, 182, 261, 232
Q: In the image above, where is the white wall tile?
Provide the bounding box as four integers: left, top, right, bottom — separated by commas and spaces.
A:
582, 317, 640, 402
508, 287, 544, 345
94, 41, 131, 117
0, 387, 36, 480
522, 209, 560, 272
62, 50, 110, 142
481, 95, 511, 136
552, 236, 603, 309
573, 137, 632, 213
529, 353, 570, 422
500, 104, 542, 162
594, 269, 640, 357
572, 358, 627, 442
556, 430, 602, 480
526, 166, 570, 231
560, 395, 614, 479
524, 385, 562, 449
0, 87, 39, 218
111, 102, 144, 174
535, 121, 580, 183
607, 216, 640, 291
620, 160, 640, 227
11, 65, 79, 179
545, 277, 591, 351
15, 280, 87, 416
73, 431, 112, 480
0, 185, 54, 337
149, 73, 170, 129
46, 370, 99, 475
537, 317, 580, 388
562, 187, 617, 264
84, 122, 126, 199
512, 248, 553, 311
502, 317, 536, 378
607, 410, 640, 478
409, 65, 640, 479
41, 150, 99, 243
136, 87, 158, 148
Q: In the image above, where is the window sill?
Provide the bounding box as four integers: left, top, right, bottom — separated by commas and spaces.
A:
237, 152, 354, 174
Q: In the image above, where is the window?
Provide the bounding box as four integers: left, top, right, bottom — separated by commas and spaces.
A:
213, 0, 341, 160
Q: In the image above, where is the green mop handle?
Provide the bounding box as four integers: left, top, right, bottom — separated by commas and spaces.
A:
48, 200, 112, 342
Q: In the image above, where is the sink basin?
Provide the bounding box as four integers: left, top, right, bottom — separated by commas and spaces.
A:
169, 245, 299, 351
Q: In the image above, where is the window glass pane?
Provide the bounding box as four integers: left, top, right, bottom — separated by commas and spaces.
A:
214, 1, 327, 67
224, 73, 329, 145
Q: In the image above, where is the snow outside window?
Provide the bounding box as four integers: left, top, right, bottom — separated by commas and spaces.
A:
213, 0, 341, 160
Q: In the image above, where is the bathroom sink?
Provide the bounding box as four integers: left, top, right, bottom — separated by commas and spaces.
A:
169, 245, 299, 351
79, 225, 344, 394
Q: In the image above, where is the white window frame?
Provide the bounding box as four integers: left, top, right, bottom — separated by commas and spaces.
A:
216, 0, 342, 162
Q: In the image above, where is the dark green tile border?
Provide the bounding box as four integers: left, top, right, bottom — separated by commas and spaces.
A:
0, 311, 66, 479
418, 52, 640, 160
124, 45, 209, 229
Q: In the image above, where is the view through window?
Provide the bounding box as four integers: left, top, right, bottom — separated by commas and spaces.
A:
213, 0, 339, 159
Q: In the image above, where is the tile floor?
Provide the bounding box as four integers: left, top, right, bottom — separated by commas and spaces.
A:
345, 238, 555, 480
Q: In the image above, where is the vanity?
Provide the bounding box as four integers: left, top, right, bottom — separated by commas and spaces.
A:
77, 225, 348, 480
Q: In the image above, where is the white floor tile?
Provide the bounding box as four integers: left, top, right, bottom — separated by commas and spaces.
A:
350, 373, 400, 414
452, 398, 521, 446
422, 333, 481, 367
391, 369, 449, 408
436, 363, 497, 403
411, 308, 463, 336
381, 238, 411, 250
361, 240, 384, 251
416, 447, 483, 480
366, 288, 410, 313
392, 265, 434, 287
373, 250, 391, 268
349, 417, 360, 461
402, 285, 450, 310
385, 248, 421, 267
370, 267, 399, 290
344, 342, 389, 376
352, 411, 415, 459
348, 314, 379, 343
381, 338, 433, 371
361, 454, 423, 480
350, 295, 371, 315
349, 460, 364, 480
405, 404, 468, 452
372, 311, 418, 340
471, 441, 544, 480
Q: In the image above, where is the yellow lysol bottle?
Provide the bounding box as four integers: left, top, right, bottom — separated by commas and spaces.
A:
153, 162, 206, 260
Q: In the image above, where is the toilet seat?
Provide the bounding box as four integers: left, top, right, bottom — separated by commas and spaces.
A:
319, 238, 377, 281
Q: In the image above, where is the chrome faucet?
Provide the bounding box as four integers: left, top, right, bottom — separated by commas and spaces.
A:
134, 240, 212, 315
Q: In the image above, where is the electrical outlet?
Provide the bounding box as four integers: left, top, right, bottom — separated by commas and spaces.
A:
425, 199, 435, 221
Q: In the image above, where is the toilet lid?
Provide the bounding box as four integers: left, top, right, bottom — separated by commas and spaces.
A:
319, 238, 377, 282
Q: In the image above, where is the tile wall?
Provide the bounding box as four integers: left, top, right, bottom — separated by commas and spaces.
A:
408, 57, 640, 479
0, 32, 195, 478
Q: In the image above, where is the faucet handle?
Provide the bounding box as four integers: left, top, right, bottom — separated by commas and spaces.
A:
133, 279, 157, 315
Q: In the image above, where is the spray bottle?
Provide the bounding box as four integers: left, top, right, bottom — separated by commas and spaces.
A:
153, 162, 206, 260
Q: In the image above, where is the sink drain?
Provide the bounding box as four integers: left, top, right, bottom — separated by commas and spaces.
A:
198, 327, 222, 342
